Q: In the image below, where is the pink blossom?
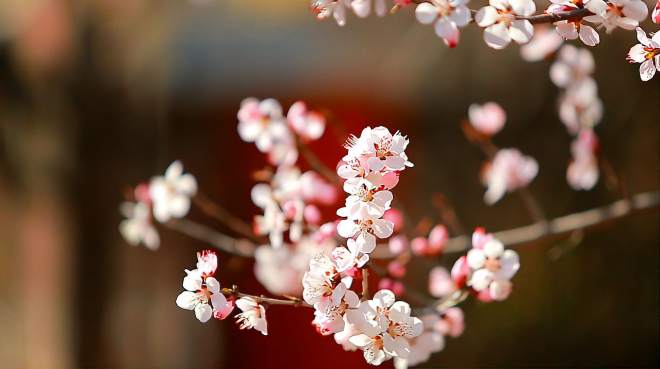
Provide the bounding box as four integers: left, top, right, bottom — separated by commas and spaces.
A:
415, 0, 472, 48
475, 0, 536, 50
567, 129, 600, 191
428, 225, 449, 252
428, 266, 456, 298
383, 208, 405, 233
287, 101, 326, 140
482, 148, 538, 205
468, 102, 506, 136
388, 261, 407, 278
653, 1, 660, 24
450, 255, 470, 288
388, 235, 409, 255
520, 25, 564, 62
436, 307, 465, 337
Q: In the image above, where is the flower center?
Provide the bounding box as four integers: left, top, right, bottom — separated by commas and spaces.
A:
485, 258, 501, 272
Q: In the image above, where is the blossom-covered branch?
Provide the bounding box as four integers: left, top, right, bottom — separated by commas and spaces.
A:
373, 190, 660, 258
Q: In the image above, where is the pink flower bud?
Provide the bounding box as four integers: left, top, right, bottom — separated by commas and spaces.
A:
303, 205, 321, 225
450, 256, 470, 288
282, 200, 298, 219
387, 261, 407, 279
391, 281, 405, 296
428, 224, 448, 253
428, 266, 455, 298
383, 208, 404, 233
411, 237, 430, 256
134, 183, 151, 203
378, 278, 394, 291
388, 235, 408, 255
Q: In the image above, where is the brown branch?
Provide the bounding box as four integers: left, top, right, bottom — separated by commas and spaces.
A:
193, 192, 266, 244
412, 2, 595, 25
373, 190, 660, 258
163, 218, 257, 257
361, 267, 370, 300
222, 287, 313, 308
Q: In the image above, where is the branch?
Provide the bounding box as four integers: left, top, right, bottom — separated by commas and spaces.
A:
411, 2, 595, 25
361, 268, 370, 300
222, 287, 313, 308
373, 191, 660, 258
163, 218, 257, 257
193, 192, 266, 244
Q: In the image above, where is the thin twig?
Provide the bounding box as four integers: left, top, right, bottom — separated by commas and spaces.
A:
373, 190, 660, 258
193, 192, 266, 244
163, 218, 257, 257
361, 268, 370, 301
222, 287, 313, 308
412, 2, 595, 25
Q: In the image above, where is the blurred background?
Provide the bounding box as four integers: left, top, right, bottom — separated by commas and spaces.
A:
0, 0, 658, 368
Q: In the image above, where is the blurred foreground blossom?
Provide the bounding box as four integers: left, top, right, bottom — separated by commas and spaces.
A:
468, 102, 506, 136
150, 161, 197, 223
482, 149, 538, 205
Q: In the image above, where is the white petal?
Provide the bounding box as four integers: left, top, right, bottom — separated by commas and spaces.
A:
434, 17, 460, 48
195, 303, 213, 322
451, 6, 472, 27
183, 272, 203, 291
640, 59, 656, 81
466, 249, 486, 269
237, 120, 262, 142
176, 291, 197, 310
415, 3, 438, 25
205, 277, 221, 294
578, 25, 600, 46
372, 289, 396, 308
372, 219, 394, 239
484, 23, 512, 49
165, 161, 183, 181
176, 174, 197, 195
509, 0, 536, 16
337, 219, 359, 238
498, 250, 520, 279
483, 239, 504, 258
509, 20, 534, 44
476, 6, 498, 27
349, 334, 372, 347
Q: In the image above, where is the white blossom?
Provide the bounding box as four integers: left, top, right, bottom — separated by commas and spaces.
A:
149, 161, 197, 223
482, 149, 538, 205
119, 201, 160, 250
415, 0, 472, 48
627, 27, 660, 81
235, 297, 268, 335
475, 0, 536, 49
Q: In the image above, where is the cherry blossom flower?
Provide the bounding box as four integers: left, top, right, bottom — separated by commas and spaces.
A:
287, 101, 326, 141
653, 1, 660, 24
337, 213, 394, 250
482, 148, 538, 205
567, 129, 600, 190
520, 25, 564, 62
464, 231, 520, 301
149, 160, 197, 223
348, 289, 423, 365
311, 0, 352, 26
468, 102, 506, 136
312, 282, 360, 335
339, 177, 394, 219
547, 0, 608, 47
352, 0, 389, 18
344, 126, 413, 172
475, 0, 536, 50
237, 97, 297, 165
550, 45, 595, 89
435, 307, 465, 337
394, 314, 445, 369
414, 0, 472, 48
235, 297, 268, 335
627, 27, 660, 81
559, 78, 603, 134
303, 252, 352, 305
176, 251, 232, 323
332, 235, 374, 271
119, 201, 160, 250
388, 235, 409, 255
254, 237, 335, 295
583, 0, 648, 33
428, 266, 456, 298
334, 317, 361, 351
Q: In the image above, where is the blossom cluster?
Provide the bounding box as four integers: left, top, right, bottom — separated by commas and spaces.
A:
175, 250, 269, 334
239, 98, 344, 293
467, 102, 538, 204
550, 45, 602, 190
119, 160, 198, 250
310, 0, 659, 82
452, 228, 520, 301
